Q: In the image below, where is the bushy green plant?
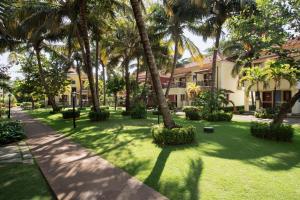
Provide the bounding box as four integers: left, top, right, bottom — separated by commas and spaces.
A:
0, 120, 25, 145
204, 111, 233, 122
49, 106, 62, 114
151, 124, 195, 145
61, 109, 80, 119
254, 108, 277, 119
250, 122, 294, 142
131, 103, 147, 119
100, 106, 109, 110
121, 110, 131, 116
89, 110, 110, 121
152, 110, 161, 115
183, 106, 201, 120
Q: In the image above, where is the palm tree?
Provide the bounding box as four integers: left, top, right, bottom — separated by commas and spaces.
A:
265, 61, 298, 108
129, 0, 175, 129
192, 0, 256, 92
239, 66, 268, 106
186, 82, 201, 104
150, 2, 203, 97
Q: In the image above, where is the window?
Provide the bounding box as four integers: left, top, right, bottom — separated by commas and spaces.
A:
226, 94, 230, 101
181, 94, 185, 101
72, 87, 76, 92
283, 91, 291, 102
71, 80, 76, 84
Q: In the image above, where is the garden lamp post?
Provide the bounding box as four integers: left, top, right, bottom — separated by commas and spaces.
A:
72, 91, 76, 128
8, 93, 11, 119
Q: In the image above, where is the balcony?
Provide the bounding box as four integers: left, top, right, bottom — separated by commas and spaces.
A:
196, 80, 213, 87
162, 82, 186, 89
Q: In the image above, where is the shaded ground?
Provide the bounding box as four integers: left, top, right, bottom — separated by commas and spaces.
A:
25, 108, 300, 200
13, 109, 167, 200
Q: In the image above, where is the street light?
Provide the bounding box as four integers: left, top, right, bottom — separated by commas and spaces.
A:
8, 93, 11, 119
72, 91, 76, 128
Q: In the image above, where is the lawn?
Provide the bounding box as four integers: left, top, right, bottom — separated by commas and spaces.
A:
27, 109, 300, 200
0, 163, 53, 200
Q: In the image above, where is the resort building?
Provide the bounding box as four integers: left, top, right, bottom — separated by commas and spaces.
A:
244, 37, 300, 114
162, 55, 245, 108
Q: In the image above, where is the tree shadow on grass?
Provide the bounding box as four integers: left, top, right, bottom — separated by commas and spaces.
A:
144, 146, 203, 200
189, 120, 300, 171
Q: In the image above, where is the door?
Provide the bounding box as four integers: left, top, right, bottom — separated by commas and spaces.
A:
262, 91, 272, 108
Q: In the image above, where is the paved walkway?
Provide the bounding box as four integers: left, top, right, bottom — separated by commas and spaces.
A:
232, 114, 300, 125
13, 109, 167, 200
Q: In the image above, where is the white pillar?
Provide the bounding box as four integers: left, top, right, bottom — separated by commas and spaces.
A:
244, 92, 249, 112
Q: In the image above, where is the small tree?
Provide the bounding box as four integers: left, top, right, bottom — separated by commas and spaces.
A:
107, 76, 125, 110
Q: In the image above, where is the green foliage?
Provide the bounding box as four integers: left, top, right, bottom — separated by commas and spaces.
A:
107, 76, 125, 96
100, 106, 109, 110
250, 122, 294, 142
183, 106, 201, 120
254, 108, 278, 119
89, 110, 110, 121
121, 110, 131, 116
151, 124, 195, 145
20, 102, 32, 110
49, 106, 62, 114
61, 109, 80, 119
0, 120, 25, 145
131, 103, 147, 119
194, 90, 230, 113
204, 111, 233, 122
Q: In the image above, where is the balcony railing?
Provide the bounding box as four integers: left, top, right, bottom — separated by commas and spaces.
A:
162, 82, 186, 89
196, 80, 213, 87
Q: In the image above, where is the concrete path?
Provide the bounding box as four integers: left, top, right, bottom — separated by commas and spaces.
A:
232, 114, 300, 125
13, 109, 167, 200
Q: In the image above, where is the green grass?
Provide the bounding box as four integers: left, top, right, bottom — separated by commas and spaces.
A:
0, 163, 53, 200
27, 109, 300, 200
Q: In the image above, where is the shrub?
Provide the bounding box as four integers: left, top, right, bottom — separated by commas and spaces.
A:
121, 110, 131, 116
61, 109, 81, 119
131, 103, 147, 119
0, 120, 25, 145
183, 106, 201, 120
49, 106, 62, 114
151, 124, 195, 145
152, 110, 161, 115
250, 122, 294, 142
255, 108, 278, 119
89, 110, 110, 121
204, 111, 233, 122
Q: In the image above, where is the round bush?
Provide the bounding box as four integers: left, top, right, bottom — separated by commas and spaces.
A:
0, 120, 25, 145
89, 110, 110, 121
250, 122, 294, 142
205, 111, 232, 122
183, 106, 201, 120
151, 124, 195, 145
61, 109, 80, 119
131, 103, 147, 119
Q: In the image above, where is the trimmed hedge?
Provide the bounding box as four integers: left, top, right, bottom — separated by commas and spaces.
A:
0, 120, 25, 145
121, 110, 131, 116
89, 110, 110, 121
204, 111, 233, 122
61, 109, 80, 119
49, 106, 62, 114
183, 106, 201, 120
151, 124, 195, 145
250, 122, 294, 142
131, 103, 147, 119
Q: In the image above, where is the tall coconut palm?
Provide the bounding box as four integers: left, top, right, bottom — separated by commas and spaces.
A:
150, 2, 203, 97
192, 0, 256, 92
129, 0, 175, 128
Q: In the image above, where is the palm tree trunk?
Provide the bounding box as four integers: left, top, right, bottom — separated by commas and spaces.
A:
35, 46, 58, 111
130, 0, 175, 129
211, 26, 222, 92
95, 36, 100, 99
79, 0, 100, 112
273, 89, 300, 124
273, 85, 277, 109
100, 58, 106, 105
124, 58, 131, 112
114, 93, 117, 111
76, 61, 83, 109
136, 57, 140, 83
165, 37, 179, 97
